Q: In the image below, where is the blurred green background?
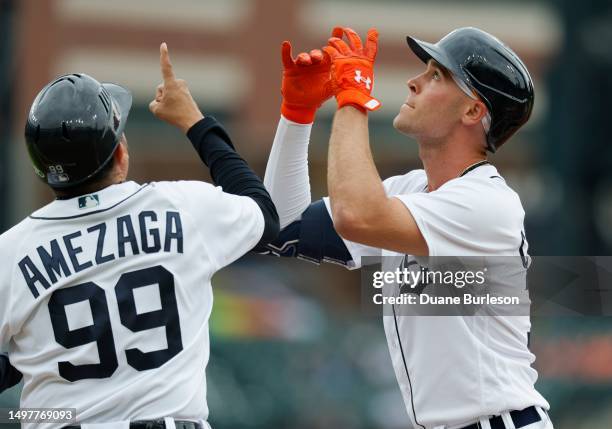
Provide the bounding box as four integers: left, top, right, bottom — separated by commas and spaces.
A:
1, 0, 612, 428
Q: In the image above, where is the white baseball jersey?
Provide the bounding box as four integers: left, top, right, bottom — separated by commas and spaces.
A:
324, 165, 550, 429
0, 180, 264, 428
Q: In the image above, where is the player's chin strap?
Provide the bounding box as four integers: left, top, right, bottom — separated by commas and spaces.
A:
451, 74, 491, 135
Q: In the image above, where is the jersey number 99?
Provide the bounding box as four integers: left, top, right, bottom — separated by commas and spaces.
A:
48, 265, 183, 382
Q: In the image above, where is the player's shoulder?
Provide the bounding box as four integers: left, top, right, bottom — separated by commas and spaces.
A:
0, 216, 35, 241
148, 180, 240, 215
383, 169, 427, 194
150, 179, 216, 191
148, 180, 220, 200
0, 217, 36, 261
439, 164, 525, 219
446, 165, 520, 199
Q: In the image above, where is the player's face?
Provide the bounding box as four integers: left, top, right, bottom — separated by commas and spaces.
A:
393, 60, 468, 141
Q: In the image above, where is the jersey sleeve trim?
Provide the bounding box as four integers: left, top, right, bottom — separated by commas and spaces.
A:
237, 197, 266, 263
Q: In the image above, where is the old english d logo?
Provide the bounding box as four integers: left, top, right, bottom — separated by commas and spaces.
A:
78, 194, 100, 209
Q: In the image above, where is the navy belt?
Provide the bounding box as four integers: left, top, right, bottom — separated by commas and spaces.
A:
64, 420, 202, 429
461, 406, 541, 429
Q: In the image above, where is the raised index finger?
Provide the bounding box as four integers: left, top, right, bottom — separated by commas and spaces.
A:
160, 42, 175, 82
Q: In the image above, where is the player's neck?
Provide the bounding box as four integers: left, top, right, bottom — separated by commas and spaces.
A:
418, 140, 486, 192
53, 177, 123, 200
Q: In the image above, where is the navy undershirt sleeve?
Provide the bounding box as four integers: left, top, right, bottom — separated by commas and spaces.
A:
257, 199, 352, 267
186, 117, 279, 246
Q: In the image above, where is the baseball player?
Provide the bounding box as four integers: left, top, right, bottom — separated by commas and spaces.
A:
260, 27, 554, 429
0, 42, 279, 428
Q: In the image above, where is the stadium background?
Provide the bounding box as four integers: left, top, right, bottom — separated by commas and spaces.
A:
1, 0, 611, 428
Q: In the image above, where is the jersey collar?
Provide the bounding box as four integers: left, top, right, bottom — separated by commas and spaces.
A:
30, 181, 147, 220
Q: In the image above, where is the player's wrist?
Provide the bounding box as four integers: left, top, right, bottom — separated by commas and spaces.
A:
335, 89, 380, 112
337, 102, 367, 115
180, 111, 205, 134
280, 101, 316, 124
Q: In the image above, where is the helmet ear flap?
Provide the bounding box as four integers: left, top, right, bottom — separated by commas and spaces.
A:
24, 74, 132, 189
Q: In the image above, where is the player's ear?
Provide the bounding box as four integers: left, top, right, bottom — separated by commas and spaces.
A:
114, 135, 129, 160
113, 134, 130, 172
120, 133, 129, 150
462, 100, 488, 127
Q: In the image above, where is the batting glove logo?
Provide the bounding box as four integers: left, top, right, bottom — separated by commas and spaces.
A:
354, 70, 372, 90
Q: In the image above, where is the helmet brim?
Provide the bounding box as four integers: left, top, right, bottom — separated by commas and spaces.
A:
406, 36, 459, 78
102, 83, 132, 138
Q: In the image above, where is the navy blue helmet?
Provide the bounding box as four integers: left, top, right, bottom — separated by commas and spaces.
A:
25, 73, 132, 188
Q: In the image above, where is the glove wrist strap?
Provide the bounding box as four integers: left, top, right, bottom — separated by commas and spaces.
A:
336, 89, 381, 112
281, 102, 316, 124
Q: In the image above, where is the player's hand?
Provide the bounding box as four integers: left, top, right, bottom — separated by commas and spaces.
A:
323, 27, 381, 112
280, 40, 334, 124
149, 42, 204, 133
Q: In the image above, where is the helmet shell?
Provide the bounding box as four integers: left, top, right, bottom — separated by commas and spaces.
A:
25, 73, 132, 188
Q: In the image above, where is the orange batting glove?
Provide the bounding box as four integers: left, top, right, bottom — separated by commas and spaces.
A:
280, 40, 334, 124
323, 27, 381, 112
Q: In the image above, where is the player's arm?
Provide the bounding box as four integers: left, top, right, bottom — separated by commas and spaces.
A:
258, 37, 352, 265
259, 34, 381, 267
263, 38, 335, 229
149, 43, 279, 246
185, 118, 279, 245
324, 28, 428, 256
0, 353, 22, 393
256, 199, 354, 267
